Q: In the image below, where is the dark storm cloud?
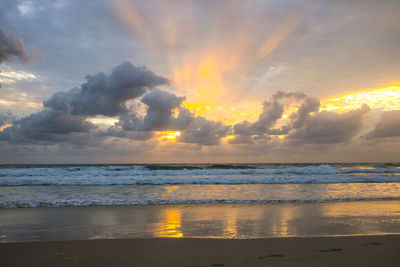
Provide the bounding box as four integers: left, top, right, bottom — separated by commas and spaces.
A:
0, 110, 96, 144
288, 104, 370, 144
102, 90, 192, 138
227, 134, 253, 145
141, 90, 185, 130
98, 125, 154, 141
231, 91, 319, 144
233, 92, 287, 137
141, 89, 195, 131
177, 117, 231, 146
267, 125, 291, 135
44, 61, 169, 116
114, 113, 143, 132
291, 96, 320, 128
0, 26, 30, 64
364, 110, 400, 139
169, 107, 195, 131
0, 61, 168, 144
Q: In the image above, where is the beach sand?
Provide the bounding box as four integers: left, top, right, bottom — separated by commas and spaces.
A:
1, 235, 399, 266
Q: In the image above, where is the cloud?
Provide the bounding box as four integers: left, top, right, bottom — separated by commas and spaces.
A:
0, 61, 168, 144
0, 109, 96, 144
140, 90, 195, 131
99, 88, 230, 148
0, 26, 30, 64
98, 125, 154, 141
177, 117, 230, 146
103, 90, 228, 145
364, 110, 400, 139
288, 104, 370, 144
100, 89, 194, 140
232, 92, 286, 138
228, 134, 253, 145
230, 91, 370, 146
231, 91, 319, 144
291, 96, 320, 128
44, 61, 169, 117
141, 90, 185, 130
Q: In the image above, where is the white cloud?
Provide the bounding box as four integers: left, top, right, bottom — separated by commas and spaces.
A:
0, 70, 37, 84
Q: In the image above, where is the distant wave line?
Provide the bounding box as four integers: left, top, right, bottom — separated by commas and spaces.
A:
1, 176, 400, 186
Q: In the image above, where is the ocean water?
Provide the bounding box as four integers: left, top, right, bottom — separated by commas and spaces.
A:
1, 163, 400, 208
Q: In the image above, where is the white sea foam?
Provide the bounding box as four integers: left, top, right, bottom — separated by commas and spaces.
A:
0, 174, 400, 186
3, 197, 400, 208
0, 164, 400, 185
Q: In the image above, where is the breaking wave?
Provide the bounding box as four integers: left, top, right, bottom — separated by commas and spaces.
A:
1, 164, 400, 186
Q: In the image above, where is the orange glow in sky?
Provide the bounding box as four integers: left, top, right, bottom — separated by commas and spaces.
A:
38, 1, 400, 145
159, 131, 181, 141
0, 124, 12, 132
110, 0, 300, 110
152, 85, 400, 142
321, 85, 400, 112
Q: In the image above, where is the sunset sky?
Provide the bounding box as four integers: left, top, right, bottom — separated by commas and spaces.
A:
1, 0, 400, 163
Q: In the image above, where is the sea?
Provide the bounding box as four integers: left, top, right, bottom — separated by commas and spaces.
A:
1, 163, 400, 208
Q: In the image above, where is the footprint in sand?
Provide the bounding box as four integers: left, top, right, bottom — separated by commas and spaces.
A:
319, 248, 342, 253
53, 251, 67, 255
362, 242, 383, 246
258, 254, 285, 259
192, 264, 224, 267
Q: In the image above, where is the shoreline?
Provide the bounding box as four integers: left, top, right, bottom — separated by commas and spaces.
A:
1, 235, 400, 266
3, 196, 400, 209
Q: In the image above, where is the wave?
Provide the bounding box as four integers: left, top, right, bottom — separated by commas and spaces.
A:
1, 164, 400, 175
1, 173, 400, 186
2, 197, 400, 208
70, 164, 400, 174
1, 164, 400, 186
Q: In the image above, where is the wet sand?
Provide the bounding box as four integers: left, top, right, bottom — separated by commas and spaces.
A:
1, 235, 400, 266
1, 201, 400, 242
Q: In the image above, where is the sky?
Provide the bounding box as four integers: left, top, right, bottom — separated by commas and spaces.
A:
0, 0, 400, 163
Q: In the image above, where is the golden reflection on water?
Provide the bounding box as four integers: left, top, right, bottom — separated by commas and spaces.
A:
156, 208, 183, 238
156, 185, 301, 238
272, 207, 294, 237
323, 200, 400, 218
224, 211, 238, 238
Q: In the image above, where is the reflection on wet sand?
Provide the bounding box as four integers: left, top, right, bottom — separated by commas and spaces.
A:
149, 202, 400, 239
156, 208, 183, 238
224, 213, 237, 238
1, 201, 400, 242
272, 207, 293, 237
323, 198, 400, 217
